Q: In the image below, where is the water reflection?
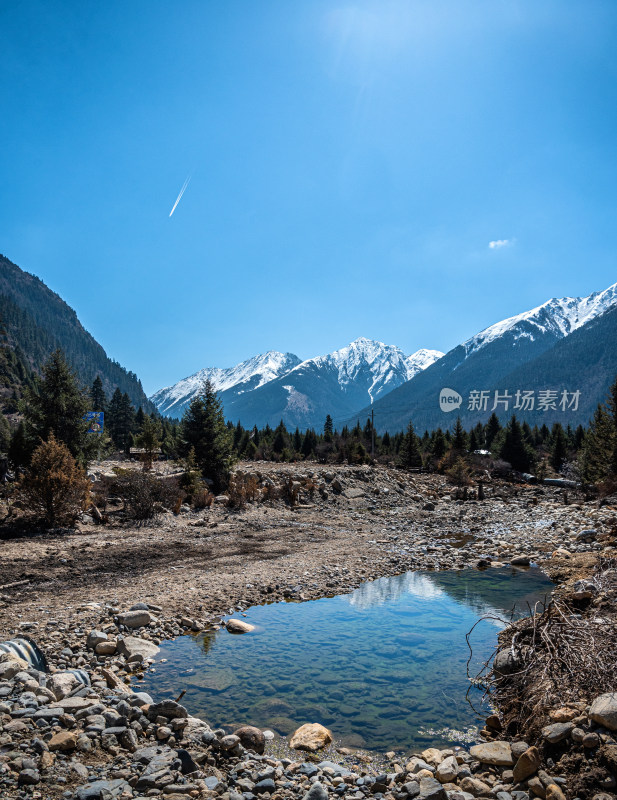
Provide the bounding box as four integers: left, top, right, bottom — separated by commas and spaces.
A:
140, 567, 553, 752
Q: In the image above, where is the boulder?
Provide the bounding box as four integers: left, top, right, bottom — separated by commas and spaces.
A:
116, 610, 155, 628
290, 723, 333, 752
226, 619, 255, 634
435, 755, 458, 783
469, 741, 514, 766
418, 776, 448, 800
343, 487, 365, 499
493, 649, 521, 676
233, 725, 266, 754
146, 700, 188, 721
95, 640, 117, 656
47, 671, 81, 700
589, 693, 617, 731
512, 746, 541, 782
510, 555, 531, 566
116, 636, 160, 661
541, 722, 574, 743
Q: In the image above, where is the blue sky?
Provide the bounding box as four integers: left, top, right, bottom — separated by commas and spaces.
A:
2, 1, 617, 395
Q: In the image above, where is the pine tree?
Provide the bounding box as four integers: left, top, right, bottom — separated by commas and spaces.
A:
580, 404, 615, 484
550, 423, 568, 472
451, 417, 467, 452
135, 414, 162, 469
324, 415, 333, 442
272, 420, 289, 454
107, 389, 136, 451
90, 375, 107, 413
0, 411, 11, 454
484, 413, 501, 450
432, 428, 447, 459
500, 416, 534, 473
21, 349, 95, 466
181, 380, 234, 491
399, 421, 422, 469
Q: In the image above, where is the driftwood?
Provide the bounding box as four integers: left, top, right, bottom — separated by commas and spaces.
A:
0, 579, 31, 591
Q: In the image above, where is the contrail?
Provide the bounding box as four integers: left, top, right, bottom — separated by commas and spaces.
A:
169, 173, 192, 217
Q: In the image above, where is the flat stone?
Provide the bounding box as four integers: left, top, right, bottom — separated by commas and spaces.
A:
470, 741, 514, 766
116, 636, 160, 661
343, 487, 365, 499
74, 778, 131, 799
541, 722, 574, 743
589, 693, 617, 731
50, 696, 97, 712
47, 671, 82, 700
117, 610, 155, 628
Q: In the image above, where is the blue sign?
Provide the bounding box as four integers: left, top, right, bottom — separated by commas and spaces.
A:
85, 411, 104, 434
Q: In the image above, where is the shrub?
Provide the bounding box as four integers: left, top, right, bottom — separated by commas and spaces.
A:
227, 472, 259, 509
446, 457, 473, 487
110, 468, 180, 520
18, 434, 91, 527
193, 487, 214, 509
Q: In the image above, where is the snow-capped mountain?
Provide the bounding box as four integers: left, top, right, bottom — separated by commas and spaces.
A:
151, 339, 443, 426
354, 281, 617, 433
464, 282, 617, 358
151, 351, 302, 418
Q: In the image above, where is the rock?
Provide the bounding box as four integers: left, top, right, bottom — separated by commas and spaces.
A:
233, 725, 266, 754
290, 722, 333, 752
50, 696, 97, 712
418, 776, 448, 800
146, 700, 188, 720
0, 660, 25, 680
545, 785, 566, 800
458, 777, 493, 797
435, 755, 458, 783
47, 670, 81, 700
549, 707, 578, 722
116, 635, 160, 661
510, 741, 529, 759
589, 693, 617, 730
255, 778, 277, 794
225, 618, 255, 634
86, 630, 108, 649
343, 487, 365, 499
186, 667, 234, 692
117, 609, 154, 628
528, 777, 546, 798
510, 556, 531, 566
48, 731, 78, 751
512, 747, 541, 782
469, 741, 514, 766
493, 649, 521, 676
220, 734, 240, 750
18, 769, 40, 785
74, 778, 131, 799
421, 748, 443, 767
176, 748, 200, 775
95, 640, 117, 655
541, 722, 574, 743
303, 783, 329, 800
552, 548, 571, 558
576, 529, 597, 542
572, 580, 597, 600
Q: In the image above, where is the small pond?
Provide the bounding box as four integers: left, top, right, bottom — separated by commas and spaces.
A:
139, 566, 552, 752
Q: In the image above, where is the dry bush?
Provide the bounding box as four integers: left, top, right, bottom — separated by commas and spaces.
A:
193, 487, 214, 509
471, 559, 617, 741
446, 457, 473, 487
18, 434, 90, 528
227, 472, 259, 509
110, 468, 180, 520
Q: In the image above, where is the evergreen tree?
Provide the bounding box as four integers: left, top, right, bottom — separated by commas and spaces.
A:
90, 375, 107, 413
500, 415, 534, 472
580, 404, 615, 484
484, 413, 501, 450
107, 389, 136, 451
135, 414, 162, 469
550, 423, 568, 472
0, 411, 11, 454
399, 421, 422, 469
432, 428, 447, 459
8, 422, 29, 470
293, 428, 303, 452
324, 415, 334, 441
301, 429, 317, 459
272, 420, 289, 454
181, 380, 234, 491
451, 417, 467, 452
21, 349, 94, 465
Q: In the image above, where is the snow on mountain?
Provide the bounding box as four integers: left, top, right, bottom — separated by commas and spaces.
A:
286, 338, 444, 403
464, 282, 617, 358
405, 348, 444, 378
151, 351, 302, 417
151, 339, 443, 421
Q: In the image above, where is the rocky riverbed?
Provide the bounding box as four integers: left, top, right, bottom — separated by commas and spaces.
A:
0, 463, 615, 799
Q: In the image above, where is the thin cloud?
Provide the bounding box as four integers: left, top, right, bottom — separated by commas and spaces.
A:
488, 239, 514, 250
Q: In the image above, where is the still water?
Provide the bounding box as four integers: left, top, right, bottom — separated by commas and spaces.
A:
139, 567, 552, 752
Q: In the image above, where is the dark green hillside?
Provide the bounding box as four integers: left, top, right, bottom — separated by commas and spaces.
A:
0, 254, 154, 411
